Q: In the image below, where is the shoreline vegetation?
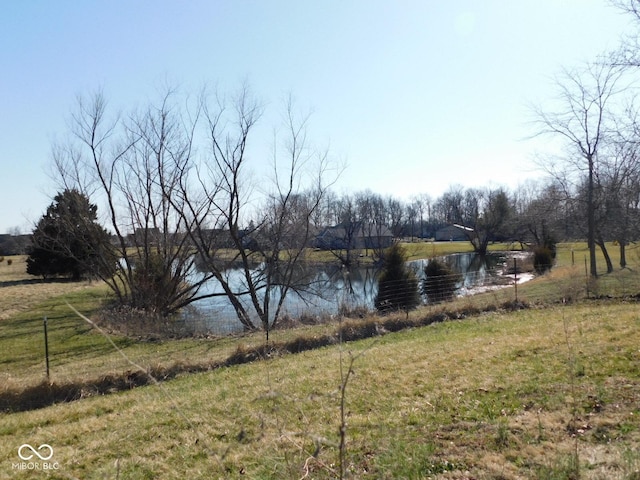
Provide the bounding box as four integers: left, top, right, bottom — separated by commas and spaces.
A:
1, 241, 639, 478
0, 241, 632, 408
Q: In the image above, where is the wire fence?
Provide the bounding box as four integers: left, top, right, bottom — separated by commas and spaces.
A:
3, 253, 640, 408
175, 256, 640, 336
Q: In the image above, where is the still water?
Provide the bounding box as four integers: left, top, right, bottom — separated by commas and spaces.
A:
184, 251, 531, 334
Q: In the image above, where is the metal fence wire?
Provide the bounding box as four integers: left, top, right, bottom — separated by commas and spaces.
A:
174, 255, 640, 336
3, 253, 640, 395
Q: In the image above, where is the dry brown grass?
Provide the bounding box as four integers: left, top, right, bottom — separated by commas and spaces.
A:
1, 245, 640, 478
0, 281, 99, 321
0, 255, 99, 321
0, 302, 638, 479
0, 255, 28, 282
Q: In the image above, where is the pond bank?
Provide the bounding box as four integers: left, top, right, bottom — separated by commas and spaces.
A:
182, 250, 535, 335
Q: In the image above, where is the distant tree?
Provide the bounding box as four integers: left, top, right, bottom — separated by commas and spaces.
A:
385, 196, 405, 238
432, 187, 514, 254
611, 1, 640, 66
599, 110, 640, 268
356, 190, 390, 261
533, 245, 554, 274
461, 188, 514, 255
532, 61, 625, 277
421, 258, 462, 304
375, 243, 420, 313
433, 185, 465, 225
529, 215, 558, 274
514, 180, 567, 247
410, 193, 432, 238
323, 194, 361, 267
27, 189, 116, 280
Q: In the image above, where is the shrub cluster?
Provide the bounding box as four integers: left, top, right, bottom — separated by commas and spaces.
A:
533, 247, 554, 274
421, 258, 462, 303
375, 243, 420, 313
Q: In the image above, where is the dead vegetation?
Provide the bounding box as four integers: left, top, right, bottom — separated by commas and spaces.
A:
1, 248, 640, 478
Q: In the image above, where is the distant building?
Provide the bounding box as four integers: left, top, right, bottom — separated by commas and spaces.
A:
0, 233, 31, 255
435, 224, 474, 242
314, 223, 394, 250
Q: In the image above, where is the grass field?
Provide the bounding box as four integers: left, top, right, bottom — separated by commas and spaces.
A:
0, 244, 639, 478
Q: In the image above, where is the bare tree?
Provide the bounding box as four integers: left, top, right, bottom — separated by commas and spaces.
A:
600, 107, 640, 268
355, 190, 390, 261
181, 89, 339, 338
456, 187, 513, 255
433, 185, 465, 226
385, 196, 404, 238
410, 193, 432, 239
532, 61, 625, 277
53, 89, 217, 316
52, 85, 340, 334
514, 179, 566, 248
611, 0, 640, 66
51, 86, 340, 334
315, 193, 362, 268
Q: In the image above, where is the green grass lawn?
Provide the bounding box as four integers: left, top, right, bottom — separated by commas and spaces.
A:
1, 303, 639, 479
1, 243, 640, 478
1, 241, 638, 392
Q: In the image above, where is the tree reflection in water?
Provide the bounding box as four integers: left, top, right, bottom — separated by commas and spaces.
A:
184, 251, 531, 334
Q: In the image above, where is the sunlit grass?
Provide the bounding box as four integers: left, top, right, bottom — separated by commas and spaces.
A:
0, 303, 638, 478
1, 243, 640, 477
401, 240, 517, 261
2, 242, 639, 394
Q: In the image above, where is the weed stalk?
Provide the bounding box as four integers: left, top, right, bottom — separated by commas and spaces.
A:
66, 303, 224, 470
562, 307, 581, 479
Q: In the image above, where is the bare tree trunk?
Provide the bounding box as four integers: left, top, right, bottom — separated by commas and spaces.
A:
587, 153, 598, 277
596, 237, 614, 273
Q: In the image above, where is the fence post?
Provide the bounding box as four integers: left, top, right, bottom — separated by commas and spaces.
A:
513, 257, 518, 303
584, 257, 589, 298
44, 316, 50, 380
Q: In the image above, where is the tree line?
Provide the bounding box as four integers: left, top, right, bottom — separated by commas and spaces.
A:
27, 160, 633, 330
25, 1, 640, 331
31, 87, 342, 338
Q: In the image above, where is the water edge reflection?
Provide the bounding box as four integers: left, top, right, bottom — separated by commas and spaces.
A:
183, 251, 533, 334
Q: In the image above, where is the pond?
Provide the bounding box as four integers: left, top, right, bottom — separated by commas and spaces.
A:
183, 251, 533, 335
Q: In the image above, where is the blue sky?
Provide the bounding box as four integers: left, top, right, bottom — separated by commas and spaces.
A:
0, 0, 633, 233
